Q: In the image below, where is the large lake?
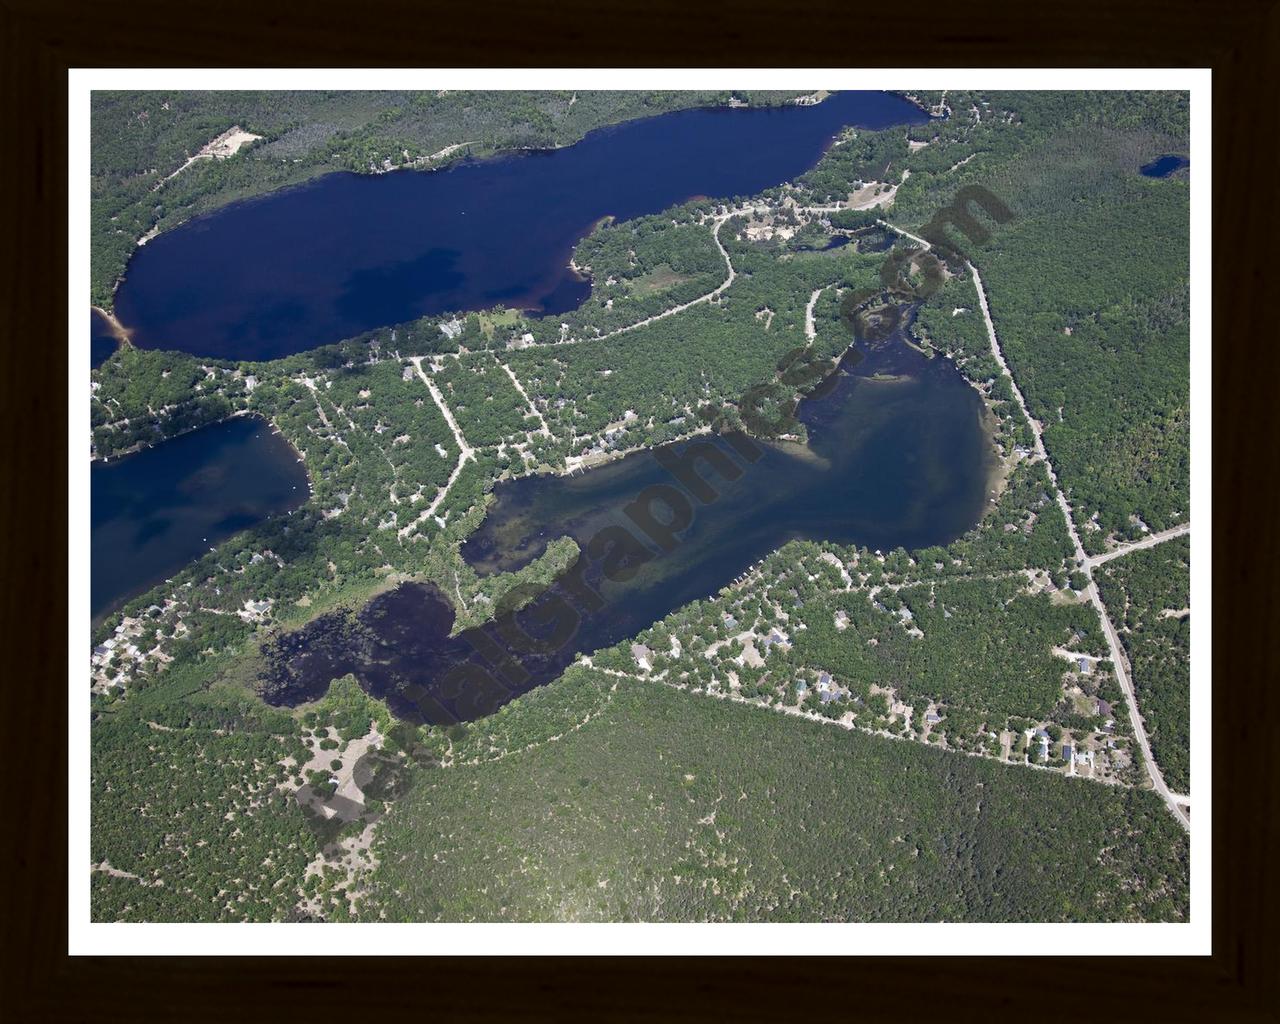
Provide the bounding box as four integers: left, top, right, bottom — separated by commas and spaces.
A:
90, 310, 118, 368
91, 415, 309, 620
260, 314, 995, 724
112, 92, 928, 361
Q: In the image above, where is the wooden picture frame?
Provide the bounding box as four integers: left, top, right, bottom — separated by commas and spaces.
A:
3, 0, 1274, 1017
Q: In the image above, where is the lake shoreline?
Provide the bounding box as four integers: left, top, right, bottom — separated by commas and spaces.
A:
91, 414, 313, 620
111, 92, 930, 359
96, 92, 850, 316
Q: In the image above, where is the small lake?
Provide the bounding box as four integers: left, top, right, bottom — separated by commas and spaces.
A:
90, 310, 119, 368
260, 312, 995, 724
1140, 154, 1190, 178
92, 415, 310, 620
112, 92, 928, 361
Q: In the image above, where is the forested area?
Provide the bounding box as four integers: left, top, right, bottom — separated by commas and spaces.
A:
435, 354, 537, 447
891, 91, 1191, 553
787, 579, 1102, 722
91, 347, 247, 457
507, 217, 883, 451
91, 687, 318, 921
1096, 537, 1191, 793
365, 671, 1187, 922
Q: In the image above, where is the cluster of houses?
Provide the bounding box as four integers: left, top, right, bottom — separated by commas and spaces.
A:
1025, 726, 1103, 775
90, 609, 164, 692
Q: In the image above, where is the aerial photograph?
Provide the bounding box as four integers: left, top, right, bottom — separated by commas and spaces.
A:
85, 85, 1194, 925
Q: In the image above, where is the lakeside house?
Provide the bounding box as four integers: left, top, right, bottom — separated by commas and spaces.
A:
630, 643, 653, 672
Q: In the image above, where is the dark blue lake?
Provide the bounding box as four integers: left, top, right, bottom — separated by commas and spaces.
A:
91, 415, 310, 620
1140, 154, 1190, 178
112, 92, 928, 361
261, 313, 996, 724
90, 310, 119, 368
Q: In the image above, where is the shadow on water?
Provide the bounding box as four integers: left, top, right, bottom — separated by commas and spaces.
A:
260, 305, 996, 725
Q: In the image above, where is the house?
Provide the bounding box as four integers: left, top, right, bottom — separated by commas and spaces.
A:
1078, 657, 1093, 675
795, 680, 808, 696
239, 599, 272, 622
1096, 699, 1113, 718
630, 643, 653, 672
723, 615, 737, 630
1062, 745, 1073, 762
439, 318, 464, 339
925, 711, 942, 724
817, 672, 832, 688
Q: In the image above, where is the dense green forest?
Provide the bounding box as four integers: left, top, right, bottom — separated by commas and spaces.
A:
1096, 537, 1192, 793
435, 353, 538, 448
91, 686, 318, 921
365, 669, 1187, 922
891, 91, 1190, 553
506, 212, 884, 452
